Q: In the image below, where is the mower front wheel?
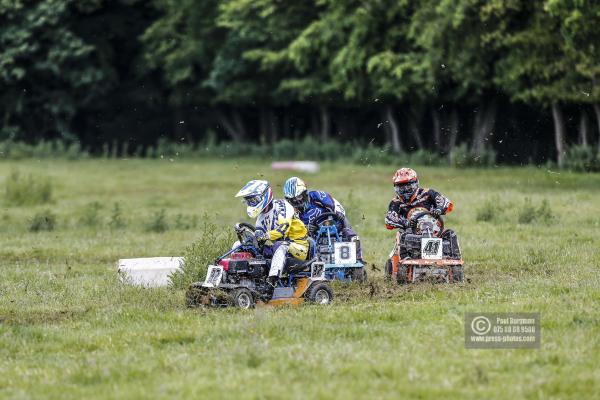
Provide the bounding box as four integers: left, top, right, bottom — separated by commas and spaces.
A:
306, 282, 333, 305
451, 266, 464, 283
397, 265, 408, 284
230, 288, 255, 309
384, 259, 392, 280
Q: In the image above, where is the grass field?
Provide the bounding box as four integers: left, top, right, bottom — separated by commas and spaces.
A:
1, 159, 600, 399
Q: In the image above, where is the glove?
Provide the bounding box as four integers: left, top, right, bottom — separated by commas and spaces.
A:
234, 223, 245, 235
431, 208, 443, 217
254, 229, 268, 243
409, 218, 418, 231
385, 211, 408, 229
400, 217, 409, 228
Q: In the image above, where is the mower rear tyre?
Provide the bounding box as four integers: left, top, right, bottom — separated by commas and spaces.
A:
351, 268, 367, 283
306, 282, 333, 305
230, 288, 255, 309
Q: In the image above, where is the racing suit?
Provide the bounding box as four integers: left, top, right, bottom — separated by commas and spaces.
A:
255, 199, 309, 278
385, 187, 460, 267
296, 190, 362, 260
385, 187, 453, 230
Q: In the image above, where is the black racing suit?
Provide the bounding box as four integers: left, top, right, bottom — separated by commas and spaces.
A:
385, 187, 460, 258
385, 187, 453, 230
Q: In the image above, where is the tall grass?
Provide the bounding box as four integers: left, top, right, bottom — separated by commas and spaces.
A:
4, 169, 53, 206
28, 209, 57, 232
170, 218, 236, 289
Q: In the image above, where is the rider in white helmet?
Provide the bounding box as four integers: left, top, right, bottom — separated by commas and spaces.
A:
236, 180, 309, 282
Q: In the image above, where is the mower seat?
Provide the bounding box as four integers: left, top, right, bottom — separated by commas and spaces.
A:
284, 257, 316, 274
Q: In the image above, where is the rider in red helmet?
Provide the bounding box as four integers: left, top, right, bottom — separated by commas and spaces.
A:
384, 168, 454, 230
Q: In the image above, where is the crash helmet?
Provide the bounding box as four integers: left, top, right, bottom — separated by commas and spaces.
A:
236, 180, 273, 218
283, 177, 308, 210
393, 168, 419, 201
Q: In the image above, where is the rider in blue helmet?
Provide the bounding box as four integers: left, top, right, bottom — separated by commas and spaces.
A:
283, 177, 363, 261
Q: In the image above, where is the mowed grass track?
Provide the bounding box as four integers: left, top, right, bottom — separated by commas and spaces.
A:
1, 159, 599, 399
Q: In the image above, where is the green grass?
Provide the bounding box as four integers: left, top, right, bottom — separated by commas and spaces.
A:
1, 159, 599, 399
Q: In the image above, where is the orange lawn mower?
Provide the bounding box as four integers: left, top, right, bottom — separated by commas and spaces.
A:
384, 207, 464, 284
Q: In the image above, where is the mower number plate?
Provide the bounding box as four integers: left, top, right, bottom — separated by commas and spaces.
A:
311, 262, 325, 279
334, 242, 357, 264
421, 238, 443, 260
202, 266, 224, 288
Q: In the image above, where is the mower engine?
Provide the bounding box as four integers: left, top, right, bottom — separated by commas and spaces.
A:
399, 233, 459, 259
218, 252, 270, 289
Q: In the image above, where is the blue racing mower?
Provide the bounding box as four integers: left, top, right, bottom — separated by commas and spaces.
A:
311, 212, 367, 283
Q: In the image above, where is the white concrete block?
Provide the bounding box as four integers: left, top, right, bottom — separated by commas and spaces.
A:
117, 257, 184, 287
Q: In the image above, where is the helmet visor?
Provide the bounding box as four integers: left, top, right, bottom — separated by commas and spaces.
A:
395, 182, 418, 198
288, 194, 304, 208
244, 194, 263, 207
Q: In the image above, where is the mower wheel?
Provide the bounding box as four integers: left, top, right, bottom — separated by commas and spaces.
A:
351, 268, 367, 283
230, 288, 255, 309
306, 282, 333, 305
451, 266, 464, 283
397, 265, 408, 284
384, 259, 392, 280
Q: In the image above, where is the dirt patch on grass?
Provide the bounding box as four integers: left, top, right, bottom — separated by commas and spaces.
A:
333, 275, 471, 303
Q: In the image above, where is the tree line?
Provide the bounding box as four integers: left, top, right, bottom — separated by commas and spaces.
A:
1, 0, 599, 166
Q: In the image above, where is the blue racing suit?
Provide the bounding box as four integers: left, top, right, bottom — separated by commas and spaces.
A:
298, 191, 345, 227
296, 190, 363, 260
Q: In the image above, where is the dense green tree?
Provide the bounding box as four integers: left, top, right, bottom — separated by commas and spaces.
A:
546, 0, 600, 151
2, 0, 599, 165
409, 0, 513, 156
491, 0, 577, 167
0, 0, 106, 141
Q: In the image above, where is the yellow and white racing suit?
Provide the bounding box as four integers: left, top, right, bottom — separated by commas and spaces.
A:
255, 199, 309, 277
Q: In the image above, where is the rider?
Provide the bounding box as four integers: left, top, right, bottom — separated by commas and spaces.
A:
384, 167, 453, 230
236, 179, 309, 283
283, 176, 362, 260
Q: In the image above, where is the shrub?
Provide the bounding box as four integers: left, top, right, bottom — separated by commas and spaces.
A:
352, 144, 397, 165
564, 145, 600, 172
0, 140, 88, 159
174, 214, 199, 230
29, 210, 57, 232
170, 218, 236, 289
146, 209, 169, 233
78, 202, 103, 227
536, 199, 554, 221
518, 198, 555, 224
450, 144, 496, 168
475, 196, 505, 222
5, 170, 53, 206
407, 149, 446, 166
518, 198, 537, 224
109, 202, 127, 229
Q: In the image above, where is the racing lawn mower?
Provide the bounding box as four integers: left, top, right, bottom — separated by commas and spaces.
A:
186, 223, 333, 308
312, 212, 367, 282
384, 207, 464, 284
